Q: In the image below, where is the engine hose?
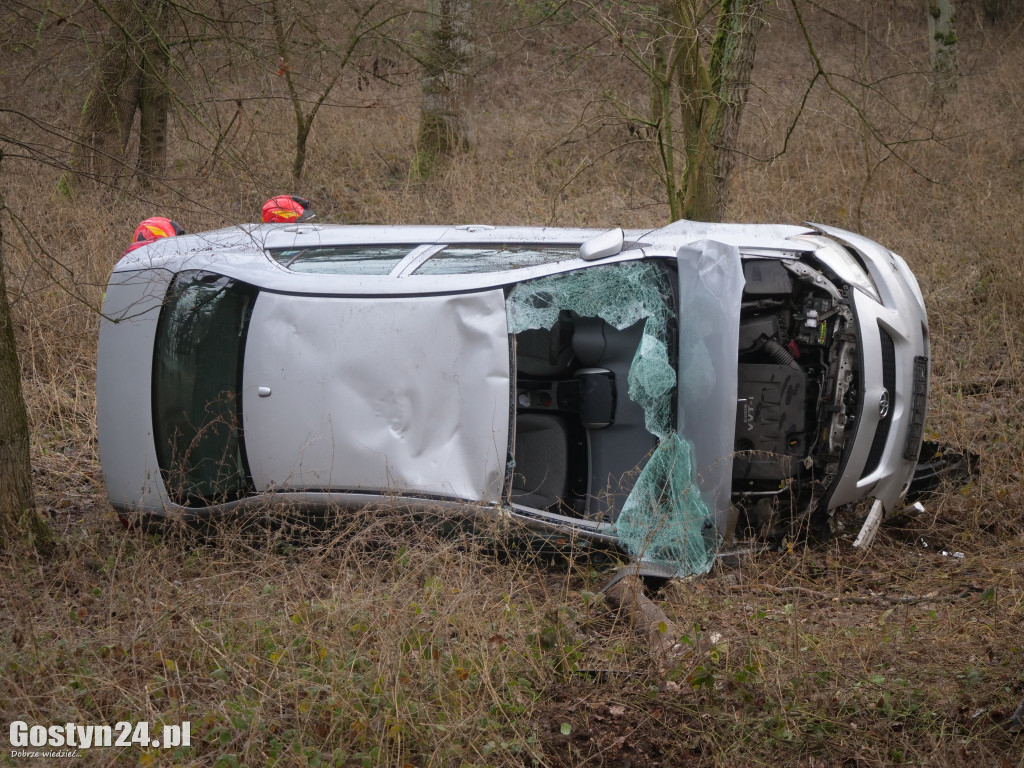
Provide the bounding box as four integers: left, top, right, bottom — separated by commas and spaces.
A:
763, 338, 802, 370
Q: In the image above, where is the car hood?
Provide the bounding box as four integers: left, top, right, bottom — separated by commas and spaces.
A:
241, 289, 511, 502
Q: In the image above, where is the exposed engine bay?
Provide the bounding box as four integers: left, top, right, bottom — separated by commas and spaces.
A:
733, 257, 859, 537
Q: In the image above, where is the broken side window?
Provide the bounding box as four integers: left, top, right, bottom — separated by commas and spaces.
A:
267, 245, 414, 274
614, 432, 718, 577
506, 261, 677, 439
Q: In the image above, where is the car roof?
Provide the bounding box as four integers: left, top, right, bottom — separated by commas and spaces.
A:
114, 221, 817, 295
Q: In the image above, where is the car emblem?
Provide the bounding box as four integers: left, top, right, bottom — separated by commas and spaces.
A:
879, 389, 890, 419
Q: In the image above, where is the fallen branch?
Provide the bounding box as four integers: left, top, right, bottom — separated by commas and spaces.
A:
1009, 696, 1024, 733
604, 574, 683, 663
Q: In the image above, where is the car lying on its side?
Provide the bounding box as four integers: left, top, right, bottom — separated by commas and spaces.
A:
97, 219, 929, 575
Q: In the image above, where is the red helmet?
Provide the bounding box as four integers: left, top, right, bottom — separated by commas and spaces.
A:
262, 195, 315, 223
124, 216, 184, 255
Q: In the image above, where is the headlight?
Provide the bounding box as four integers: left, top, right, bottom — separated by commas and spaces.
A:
791, 234, 880, 303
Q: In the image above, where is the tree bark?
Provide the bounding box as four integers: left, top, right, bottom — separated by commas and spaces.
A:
270, 0, 345, 184
414, 0, 475, 179
674, 0, 714, 222
647, 0, 763, 223
0, 158, 51, 553
698, 0, 763, 221
605, 574, 682, 663
137, 0, 172, 186
1010, 694, 1024, 732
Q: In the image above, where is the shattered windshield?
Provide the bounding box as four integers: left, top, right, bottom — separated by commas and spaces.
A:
615, 433, 718, 577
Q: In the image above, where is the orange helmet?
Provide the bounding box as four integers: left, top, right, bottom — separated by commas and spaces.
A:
262, 195, 314, 223
124, 216, 184, 255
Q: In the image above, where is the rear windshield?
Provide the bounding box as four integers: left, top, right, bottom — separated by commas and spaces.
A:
267, 245, 414, 274
152, 270, 257, 506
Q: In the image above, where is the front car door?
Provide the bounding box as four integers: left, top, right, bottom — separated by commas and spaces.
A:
241, 289, 511, 503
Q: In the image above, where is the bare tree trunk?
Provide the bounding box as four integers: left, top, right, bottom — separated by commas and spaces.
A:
605, 575, 682, 662
646, 0, 763, 223
137, 0, 172, 187
1010, 694, 1024, 732
0, 157, 51, 553
678, 0, 763, 222
674, 0, 713, 222
649, 5, 680, 217
927, 0, 958, 96
698, 0, 763, 220
271, 0, 309, 184
64, 0, 169, 193
602, 573, 735, 675
270, 0, 345, 184
414, 0, 475, 179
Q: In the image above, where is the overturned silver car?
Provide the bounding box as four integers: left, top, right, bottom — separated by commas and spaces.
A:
97, 220, 929, 575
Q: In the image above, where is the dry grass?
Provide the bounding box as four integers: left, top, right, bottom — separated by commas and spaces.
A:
2, 0, 1023, 765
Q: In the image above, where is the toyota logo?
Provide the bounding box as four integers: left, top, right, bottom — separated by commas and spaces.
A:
879, 389, 890, 419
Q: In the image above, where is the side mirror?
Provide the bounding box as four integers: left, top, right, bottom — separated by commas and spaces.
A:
579, 228, 624, 261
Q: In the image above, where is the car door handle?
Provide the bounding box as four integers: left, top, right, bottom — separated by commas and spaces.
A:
258, 386, 272, 397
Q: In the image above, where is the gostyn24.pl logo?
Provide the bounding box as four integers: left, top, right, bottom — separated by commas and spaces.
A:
8, 721, 191, 751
